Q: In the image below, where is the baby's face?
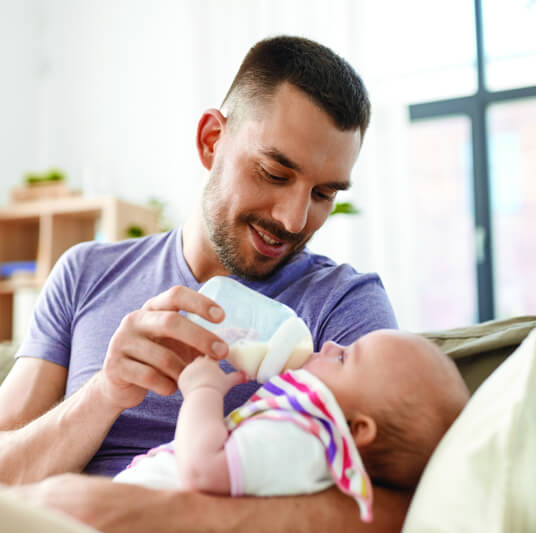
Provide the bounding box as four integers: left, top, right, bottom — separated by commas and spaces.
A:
302, 330, 435, 417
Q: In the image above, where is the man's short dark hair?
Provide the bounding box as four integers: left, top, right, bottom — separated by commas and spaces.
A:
221, 35, 371, 136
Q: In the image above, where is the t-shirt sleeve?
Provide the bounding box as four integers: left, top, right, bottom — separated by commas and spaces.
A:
15, 243, 91, 367
224, 418, 333, 497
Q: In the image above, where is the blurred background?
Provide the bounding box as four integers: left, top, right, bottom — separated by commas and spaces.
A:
1, 0, 535, 332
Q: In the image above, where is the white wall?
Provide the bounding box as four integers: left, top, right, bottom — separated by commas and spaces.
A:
1, 0, 371, 223
28, 0, 200, 222
0, 0, 41, 205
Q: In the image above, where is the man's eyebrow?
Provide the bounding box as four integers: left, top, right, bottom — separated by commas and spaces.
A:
259, 147, 352, 190
260, 147, 303, 173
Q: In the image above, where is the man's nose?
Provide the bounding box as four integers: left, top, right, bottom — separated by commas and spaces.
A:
271, 187, 310, 234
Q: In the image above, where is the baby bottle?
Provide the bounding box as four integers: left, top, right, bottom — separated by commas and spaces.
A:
186, 276, 313, 383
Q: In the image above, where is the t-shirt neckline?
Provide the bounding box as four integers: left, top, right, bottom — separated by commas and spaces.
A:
174, 228, 203, 291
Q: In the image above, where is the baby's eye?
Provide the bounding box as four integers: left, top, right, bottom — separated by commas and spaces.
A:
338, 351, 344, 363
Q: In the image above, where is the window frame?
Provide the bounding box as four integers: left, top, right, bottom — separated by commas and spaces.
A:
408, 0, 536, 321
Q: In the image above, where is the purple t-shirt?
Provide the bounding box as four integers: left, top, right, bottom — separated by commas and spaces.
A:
16, 229, 397, 476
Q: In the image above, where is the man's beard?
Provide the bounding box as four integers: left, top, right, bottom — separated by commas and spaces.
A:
202, 169, 309, 281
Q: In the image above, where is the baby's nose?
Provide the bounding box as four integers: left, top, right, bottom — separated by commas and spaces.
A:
320, 340, 343, 357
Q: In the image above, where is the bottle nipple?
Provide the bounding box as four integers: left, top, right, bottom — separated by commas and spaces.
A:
225, 316, 313, 383
257, 316, 313, 383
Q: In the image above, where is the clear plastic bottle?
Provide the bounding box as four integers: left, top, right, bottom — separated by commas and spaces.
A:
186, 276, 313, 383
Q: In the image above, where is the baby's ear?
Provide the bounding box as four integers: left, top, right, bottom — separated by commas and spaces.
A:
349, 414, 377, 449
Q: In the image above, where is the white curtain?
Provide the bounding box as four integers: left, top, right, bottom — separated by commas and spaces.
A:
1, 0, 417, 327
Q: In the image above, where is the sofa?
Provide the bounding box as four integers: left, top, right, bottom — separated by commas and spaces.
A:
404, 315, 536, 532
0, 343, 18, 384
1, 315, 535, 532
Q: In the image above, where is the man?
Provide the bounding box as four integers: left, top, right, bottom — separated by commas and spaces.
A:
0, 36, 407, 531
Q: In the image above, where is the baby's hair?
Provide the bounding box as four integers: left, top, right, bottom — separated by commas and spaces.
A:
360, 339, 469, 490
360, 397, 440, 490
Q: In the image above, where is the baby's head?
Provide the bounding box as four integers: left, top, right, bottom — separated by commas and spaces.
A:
303, 329, 470, 489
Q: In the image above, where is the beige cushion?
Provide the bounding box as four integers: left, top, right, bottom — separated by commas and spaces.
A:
0, 342, 18, 384
422, 315, 536, 393
0, 486, 98, 533
403, 326, 536, 533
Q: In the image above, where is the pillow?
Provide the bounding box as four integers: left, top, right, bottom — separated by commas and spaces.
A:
403, 327, 536, 533
0, 486, 98, 533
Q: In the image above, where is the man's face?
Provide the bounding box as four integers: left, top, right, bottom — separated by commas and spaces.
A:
202, 82, 362, 280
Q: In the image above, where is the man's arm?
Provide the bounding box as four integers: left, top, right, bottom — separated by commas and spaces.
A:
0, 285, 230, 485
11, 474, 411, 533
0, 358, 123, 484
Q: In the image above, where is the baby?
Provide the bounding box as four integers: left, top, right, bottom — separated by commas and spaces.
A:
114, 329, 469, 522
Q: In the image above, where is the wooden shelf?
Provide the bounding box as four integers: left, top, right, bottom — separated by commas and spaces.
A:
0, 277, 43, 294
0, 195, 160, 341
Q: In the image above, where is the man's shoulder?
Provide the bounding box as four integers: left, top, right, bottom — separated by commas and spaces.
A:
252, 249, 397, 346
50, 230, 178, 294
298, 249, 359, 279
263, 248, 380, 297
62, 230, 176, 269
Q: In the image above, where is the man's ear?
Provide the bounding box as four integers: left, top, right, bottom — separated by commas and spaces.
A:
349, 413, 377, 449
196, 109, 226, 171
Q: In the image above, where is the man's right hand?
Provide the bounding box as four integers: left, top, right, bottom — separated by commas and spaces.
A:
0, 284, 230, 485
97, 285, 230, 410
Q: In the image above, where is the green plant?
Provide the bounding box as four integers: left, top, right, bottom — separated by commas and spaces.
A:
125, 225, 145, 239
147, 197, 172, 232
24, 168, 66, 185
329, 201, 360, 216
126, 197, 173, 239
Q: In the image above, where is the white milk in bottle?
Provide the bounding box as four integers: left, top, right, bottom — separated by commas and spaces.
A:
186, 276, 313, 382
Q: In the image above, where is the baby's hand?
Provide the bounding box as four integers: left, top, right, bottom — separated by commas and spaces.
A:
178, 355, 247, 397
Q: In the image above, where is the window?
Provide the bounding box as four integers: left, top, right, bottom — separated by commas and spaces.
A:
407, 116, 477, 329
482, 0, 536, 91
393, 0, 477, 104
488, 98, 536, 317
408, 0, 536, 324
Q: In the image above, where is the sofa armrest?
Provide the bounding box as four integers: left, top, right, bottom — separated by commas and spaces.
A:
421, 315, 536, 393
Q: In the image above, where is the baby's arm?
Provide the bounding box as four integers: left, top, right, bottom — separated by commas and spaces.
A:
175, 356, 246, 494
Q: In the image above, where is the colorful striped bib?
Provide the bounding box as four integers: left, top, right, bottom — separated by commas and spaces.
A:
226, 368, 373, 522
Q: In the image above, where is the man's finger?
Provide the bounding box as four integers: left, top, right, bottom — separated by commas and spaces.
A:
113, 356, 179, 397
128, 310, 228, 360
125, 336, 187, 380
142, 285, 225, 324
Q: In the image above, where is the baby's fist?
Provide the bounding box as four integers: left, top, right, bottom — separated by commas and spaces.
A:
178, 356, 246, 396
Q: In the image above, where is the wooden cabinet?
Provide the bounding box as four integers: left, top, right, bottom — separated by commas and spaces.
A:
0, 196, 160, 341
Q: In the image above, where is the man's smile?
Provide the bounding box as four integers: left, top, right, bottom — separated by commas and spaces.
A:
249, 224, 289, 258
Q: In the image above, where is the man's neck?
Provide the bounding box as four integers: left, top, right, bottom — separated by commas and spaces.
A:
182, 205, 229, 283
